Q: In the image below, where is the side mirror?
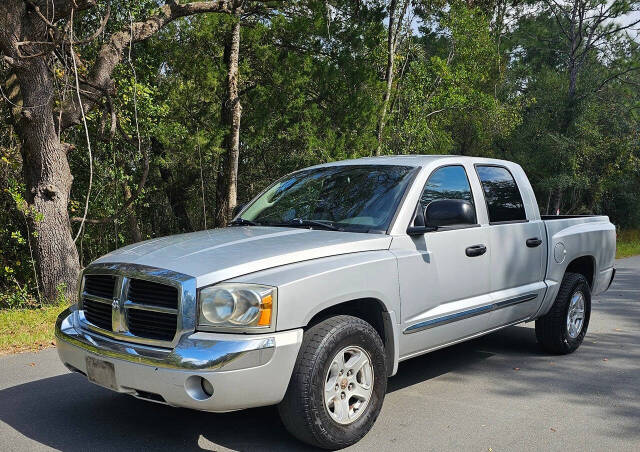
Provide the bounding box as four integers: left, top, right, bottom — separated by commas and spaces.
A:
425, 199, 475, 228
232, 203, 246, 218
406, 203, 433, 235
407, 199, 475, 236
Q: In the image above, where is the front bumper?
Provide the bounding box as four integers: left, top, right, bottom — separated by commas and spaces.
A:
55, 308, 303, 412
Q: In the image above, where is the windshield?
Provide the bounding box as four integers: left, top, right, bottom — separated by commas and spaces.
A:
238, 165, 416, 233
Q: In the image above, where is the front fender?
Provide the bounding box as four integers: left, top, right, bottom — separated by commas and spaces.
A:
228, 250, 402, 375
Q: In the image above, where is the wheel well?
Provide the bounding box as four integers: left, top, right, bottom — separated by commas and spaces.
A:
306, 298, 394, 375
306, 298, 387, 342
566, 255, 595, 288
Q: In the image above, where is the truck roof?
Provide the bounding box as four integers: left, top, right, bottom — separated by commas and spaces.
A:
307, 155, 515, 169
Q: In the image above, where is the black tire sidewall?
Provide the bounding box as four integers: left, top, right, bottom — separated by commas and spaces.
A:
307, 319, 387, 448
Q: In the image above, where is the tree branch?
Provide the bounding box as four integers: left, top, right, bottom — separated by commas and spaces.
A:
60, 0, 274, 130
583, 65, 640, 99
73, 0, 111, 45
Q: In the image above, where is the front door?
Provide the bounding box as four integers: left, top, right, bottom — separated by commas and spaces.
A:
396, 165, 492, 359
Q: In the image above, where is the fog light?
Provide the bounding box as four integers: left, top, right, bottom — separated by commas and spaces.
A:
201, 378, 214, 397
185, 375, 214, 400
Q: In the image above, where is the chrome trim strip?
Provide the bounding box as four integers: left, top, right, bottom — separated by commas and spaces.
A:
404, 305, 493, 333
493, 293, 537, 309
123, 301, 178, 315
82, 293, 112, 304
403, 293, 538, 334
113, 276, 127, 333
400, 316, 531, 361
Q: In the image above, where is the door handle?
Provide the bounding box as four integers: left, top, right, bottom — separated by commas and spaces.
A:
526, 237, 542, 248
465, 244, 487, 257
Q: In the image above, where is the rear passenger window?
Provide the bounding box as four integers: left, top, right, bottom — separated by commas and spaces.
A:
476, 166, 526, 223
421, 165, 475, 209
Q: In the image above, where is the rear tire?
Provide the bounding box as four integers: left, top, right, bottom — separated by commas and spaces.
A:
278, 315, 387, 449
535, 272, 591, 354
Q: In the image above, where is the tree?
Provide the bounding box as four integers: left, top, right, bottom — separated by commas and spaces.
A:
1, 0, 639, 308
376, 0, 411, 155
386, 2, 518, 155
500, 1, 640, 217
0, 0, 274, 301
215, 15, 242, 226
537, 0, 640, 212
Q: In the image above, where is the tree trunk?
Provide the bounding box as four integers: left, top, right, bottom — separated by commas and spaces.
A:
550, 187, 563, 215
123, 185, 142, 242
0, 1, 80, 302
14, 59, 81, 302
215, 18, 242, 226
375, 0, 398, 156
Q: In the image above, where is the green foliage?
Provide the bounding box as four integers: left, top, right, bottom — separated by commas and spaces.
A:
1, 138, 41, 308
387, 3, 519, 155
617, 230, 640, 259
501, 4, 640, 220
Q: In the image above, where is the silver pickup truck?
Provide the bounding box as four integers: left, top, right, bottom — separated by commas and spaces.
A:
56, 155, 616, 449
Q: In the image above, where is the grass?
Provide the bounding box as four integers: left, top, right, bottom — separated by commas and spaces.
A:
0, 301, 67, 355
617, 229, 640, 259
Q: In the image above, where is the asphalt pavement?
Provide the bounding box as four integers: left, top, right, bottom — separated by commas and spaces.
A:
1, 256, 638, 451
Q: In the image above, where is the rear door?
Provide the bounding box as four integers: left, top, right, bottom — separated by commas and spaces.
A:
474, 165, 546, 325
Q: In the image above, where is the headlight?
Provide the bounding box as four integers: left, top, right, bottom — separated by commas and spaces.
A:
198, 283, 276, 331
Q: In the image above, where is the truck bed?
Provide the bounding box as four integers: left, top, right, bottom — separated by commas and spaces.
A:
534, 214, 616, 318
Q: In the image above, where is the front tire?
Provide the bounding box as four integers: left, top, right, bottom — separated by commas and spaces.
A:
535, 272, 591, 354
278, 315, 387, 449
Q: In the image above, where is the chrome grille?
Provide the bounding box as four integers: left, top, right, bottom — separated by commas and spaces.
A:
82, 275, 115, 331
83, 297, 113, 330
81, 272, 180, 344
84, 274, 116, 298
127, 309, 177, 341
126, 279, 178, 341
128, 279, 179, 309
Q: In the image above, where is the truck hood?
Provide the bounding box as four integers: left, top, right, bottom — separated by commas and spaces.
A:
93, 226, 392, 286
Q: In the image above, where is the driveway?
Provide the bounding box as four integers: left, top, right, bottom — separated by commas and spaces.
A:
1, 256, 638, 451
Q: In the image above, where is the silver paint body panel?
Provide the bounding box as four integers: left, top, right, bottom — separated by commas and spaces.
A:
56, 155, 616, 411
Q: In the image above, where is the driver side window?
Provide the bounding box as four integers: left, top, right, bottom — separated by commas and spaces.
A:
421, 165, 475, 208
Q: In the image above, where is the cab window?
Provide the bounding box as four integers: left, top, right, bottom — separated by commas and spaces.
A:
475, 165, 526, 223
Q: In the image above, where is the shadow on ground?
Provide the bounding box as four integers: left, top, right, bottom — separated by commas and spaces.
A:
0, 329, 530, 451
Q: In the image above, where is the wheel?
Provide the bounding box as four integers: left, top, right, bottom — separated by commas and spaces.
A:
278, 315, 387, 449
535, 272, 591, 354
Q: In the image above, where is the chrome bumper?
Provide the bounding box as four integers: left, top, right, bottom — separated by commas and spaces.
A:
55, 307, 303, 412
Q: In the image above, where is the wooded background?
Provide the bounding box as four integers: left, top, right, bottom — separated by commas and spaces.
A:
1, 0, 639, 307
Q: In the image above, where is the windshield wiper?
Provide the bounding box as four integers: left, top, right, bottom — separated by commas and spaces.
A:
229, 218, 260, 226
275, 218, 340, 231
